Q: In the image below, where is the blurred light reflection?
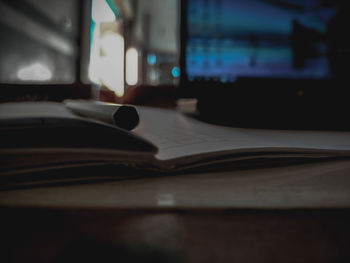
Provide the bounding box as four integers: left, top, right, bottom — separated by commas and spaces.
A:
92, 0, 116, 23
126, 47, 139, 86
17, 63, 52, 81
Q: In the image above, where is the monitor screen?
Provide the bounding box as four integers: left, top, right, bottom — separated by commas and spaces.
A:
183, 0, 343, 83
0, 0, 90, 85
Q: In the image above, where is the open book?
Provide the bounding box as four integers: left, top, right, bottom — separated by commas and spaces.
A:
1, 101, 350, 181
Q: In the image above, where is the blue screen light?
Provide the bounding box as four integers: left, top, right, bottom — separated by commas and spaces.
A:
147, 54, 157, 65
172, 67, 180, 78
186, 0, 334, 81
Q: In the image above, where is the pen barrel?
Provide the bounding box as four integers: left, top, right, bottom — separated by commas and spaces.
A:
65, 100, 139, 130
112, 106, 140, 131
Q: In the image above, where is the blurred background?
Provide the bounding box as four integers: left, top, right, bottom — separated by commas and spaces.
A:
0, 0, 180, 101
0, 0, 348, 105
89, 0, 180, 97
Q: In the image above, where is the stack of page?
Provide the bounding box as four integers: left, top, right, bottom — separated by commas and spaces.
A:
1, 101, 350, 183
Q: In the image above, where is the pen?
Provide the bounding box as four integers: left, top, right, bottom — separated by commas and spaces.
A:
64, 100, 140, 130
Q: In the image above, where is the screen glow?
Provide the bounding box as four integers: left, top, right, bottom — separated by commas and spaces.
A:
185, 0, 338, 82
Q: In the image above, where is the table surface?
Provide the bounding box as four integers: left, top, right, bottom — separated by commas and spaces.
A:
1, 159, 350, 209
1, 159, 350, 262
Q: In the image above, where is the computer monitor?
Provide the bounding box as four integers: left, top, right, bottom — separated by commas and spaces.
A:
179, 0, 350, 129
180, 0, 348, 94
0, 0, 92, 101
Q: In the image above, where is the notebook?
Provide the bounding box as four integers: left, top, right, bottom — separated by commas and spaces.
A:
1, 101, 350, 185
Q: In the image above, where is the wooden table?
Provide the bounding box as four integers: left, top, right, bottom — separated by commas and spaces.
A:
1, 160, 350, 262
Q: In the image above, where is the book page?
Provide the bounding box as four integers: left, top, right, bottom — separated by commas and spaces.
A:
0, 102, 157, 155
0, 101, 79, 120
134, 107, 350, 161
